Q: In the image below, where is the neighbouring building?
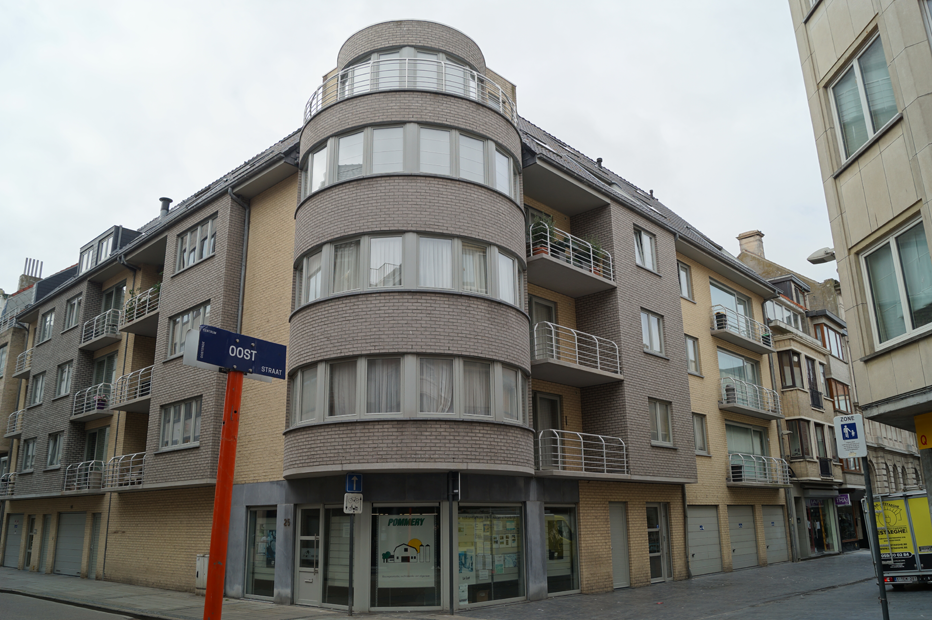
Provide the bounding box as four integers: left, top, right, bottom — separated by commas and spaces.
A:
1, 20, 798, 612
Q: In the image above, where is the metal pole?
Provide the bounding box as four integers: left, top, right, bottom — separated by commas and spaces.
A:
203, 370, 244, 620
448, 472, 455, 615
348, 513, 354, 616
863, 456, 890, 620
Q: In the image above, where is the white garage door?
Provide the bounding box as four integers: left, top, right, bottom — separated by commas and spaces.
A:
763, 505, 789, 564
54, 513, 86, 577
3, 514, 24, 568
687, 506, 722, 576
728, 505, 758, 569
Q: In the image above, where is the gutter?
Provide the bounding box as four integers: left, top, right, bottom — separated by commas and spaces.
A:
228, 189, 251, 333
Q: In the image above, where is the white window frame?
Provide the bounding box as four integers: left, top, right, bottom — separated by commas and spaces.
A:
678, 261, 693, 299
55, 361, 73, 398
97, 234, 114, 263
693, 413, 709, 455
22, 438, 36, 472
47, 432, 63, 468
63, 294, 82, 330
725, 421, 770, 456
28, 372, 45, 406
634, 228, 657, 272
79, 247, 94, 274
37, 309, 55, 344
292, 363, 321, 426
175, 215, 218, 272
159, 397, 202, 450
860, 218, 932, 348
685, 335, 701, 375
649, 399, 673, 446
641, 309, 665, 355
167, 302, 211, 358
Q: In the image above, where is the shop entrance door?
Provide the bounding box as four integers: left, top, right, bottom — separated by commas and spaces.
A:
295, 507, 322, 606
646, 503, 671, 582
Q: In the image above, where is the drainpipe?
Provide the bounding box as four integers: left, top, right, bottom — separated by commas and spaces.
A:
682, 483, 691, 578
228, 189, 250, 333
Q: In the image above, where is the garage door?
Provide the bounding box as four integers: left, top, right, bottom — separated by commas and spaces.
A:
687, 506, 722, 576
3, 514, 24, 568
728, 506, 758, 569
54, 513, 86, 576
763, 505, 789, 564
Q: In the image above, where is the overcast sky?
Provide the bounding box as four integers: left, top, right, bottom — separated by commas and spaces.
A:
0, 0, 837, 295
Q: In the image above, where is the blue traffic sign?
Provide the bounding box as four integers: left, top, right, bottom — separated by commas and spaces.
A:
196, 325, 286, 379
841, 423, 858, 441
346, 473, 363, 493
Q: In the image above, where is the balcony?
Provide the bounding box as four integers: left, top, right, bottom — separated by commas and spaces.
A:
79, 309, 122, 351
120, 286, 160, 337
103, 453, 146, 489
0, 314, 17, 334
62, 460, 105, 493
0, 473, 15, 498
710, 306, 774, 354
719, 377, 782, 420
72, 384, 114, 421
526, 222, 616, 297
112, 366, 153, 413
304, 57, 517, 124
536, 430, 628, 478
531, 322, 623, 387
12, 348, 33, 379
727, 453, 791, 487
5, 410, 24, 437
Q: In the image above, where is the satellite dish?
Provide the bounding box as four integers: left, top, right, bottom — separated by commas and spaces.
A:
807, 247, 836, 264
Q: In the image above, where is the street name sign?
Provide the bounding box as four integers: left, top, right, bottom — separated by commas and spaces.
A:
183, 325, 286, 382
834, 413, 867, 458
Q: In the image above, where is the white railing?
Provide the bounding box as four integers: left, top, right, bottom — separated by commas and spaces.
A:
121, 286, 160, 326
0, 314, 17, 334
14, 348, 33, 375
537, 430, 628, 475
6, 410, 24, 436
62, 460, 105, 492
727, 453, 791, 485
527, 221, 614, 282
103, 452, 146, 488
532, 322, 621, 375
304, 57, 517, 124
73, 383, 113, 417
82, 308, 121, 344
720, 377, 781, 416
711, 305, 773, 349
112, 366, 153, 407
0, 472, 15, 497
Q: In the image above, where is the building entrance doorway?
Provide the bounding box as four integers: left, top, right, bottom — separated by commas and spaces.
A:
295, 506, 321, 606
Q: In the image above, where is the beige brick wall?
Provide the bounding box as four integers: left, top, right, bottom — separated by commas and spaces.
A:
527, 284, 576, 330
525, 196, 571, 233
531, 379, 581, 432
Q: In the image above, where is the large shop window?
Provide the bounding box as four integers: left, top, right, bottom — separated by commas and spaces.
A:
322, 508, 352, 606
545, 507, 579, 594
245, 508, 277, 599
457, 507, 525, 605
370, 506, 441, 609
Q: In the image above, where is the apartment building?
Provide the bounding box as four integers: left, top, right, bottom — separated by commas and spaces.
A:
1, 20, 793, 612
787, 0, 932, 501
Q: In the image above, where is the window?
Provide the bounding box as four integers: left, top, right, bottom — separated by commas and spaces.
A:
419, 237, 453, 289
21, 438, 36, 471
47, 433, 62, 468
160, 398, 201, 449
366, 357, 401, 414
420, 128, 451, 175
459, 134, 485, 183
93, 352, 117, 385
463, 360, 491, 416
63, 295, 82, 330
101, 283, 125, 312
297, 251, 322, 305
494, 150, 512, 195
778, 350, 804, 388
371, 127, 403, 174
55, 361, 73, 397
0, 345, 5, 378
787, 419, 812, 458
502, 366, 520, 421
693, 414, 708, 454
711, 281, 753, 323
814, 423, 828, 458
641, 310, 664, 354
420, 358, 454, 413
685, 336, 700, 374
337, 131, 364, 180
168, 302, 210, 357
28, 372, 45, 406
37, 309, 54, 343
329, 360, 357, 417
766, 300, 807, 334
827, 379, 852, 413
79, 247, 94, 274
678, 262, 693, 299
369, 237, 402, 288
306, 145, 328, 195
332, 240, 361, 294
828, 426, 839, 461
726, 423, 768, 455
97, 234, 113, 263
649, 399, 672, 444
293, 365, 318, 425
831, 36, 898, 159
862, 220, 932, 345
634, 228, 656, 271
497, 253, 517, 304
462, 244, 488, 294
175, 215, 217, 271
813, 324, 846, 360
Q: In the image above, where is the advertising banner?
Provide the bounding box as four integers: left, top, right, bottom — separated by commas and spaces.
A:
377, 515, 435, 588
908, 497, 932, 570
874, 499, 917, 570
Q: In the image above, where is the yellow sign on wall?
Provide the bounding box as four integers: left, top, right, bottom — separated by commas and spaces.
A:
916, 412, 932, 451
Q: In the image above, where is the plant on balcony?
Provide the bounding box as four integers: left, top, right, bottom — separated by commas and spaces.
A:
582, 235, 605, 276
530, 215, 557, 256
94, 395, 108, 410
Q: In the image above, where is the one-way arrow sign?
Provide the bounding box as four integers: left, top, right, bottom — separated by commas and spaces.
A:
346, 473, 363, 493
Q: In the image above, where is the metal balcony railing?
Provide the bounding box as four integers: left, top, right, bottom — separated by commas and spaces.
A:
819, 456, 834, 478
720, 377, 781, 415
15, 348, 33, 375
711, 306, 773, 349
82, 309, 121, 345
0, 313, 17, 334
112, 366, 153, 408
62, 460, 105, 492
0, 472, 15, 497
73, 383, 113, 417
527, 221, 614, 282
809, 389, 823, 410
537, 430, 628, 475
304, 57, 518, 124
5, 410, 24, 436
103, 452, 146, 489
532, 322, 621, 375
121, 286, 160, 327
727, 453, 791, 485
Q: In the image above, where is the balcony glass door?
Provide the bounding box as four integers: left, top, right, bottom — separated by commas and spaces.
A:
711, 282, 752, 335
93, 353, 117, 385
718, 349, 762, 409
295, 507, 321, 605
530, 297, 556, 359
534, 392, 561, 469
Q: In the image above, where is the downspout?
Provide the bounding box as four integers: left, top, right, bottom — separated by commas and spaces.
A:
228, 189, 250, 333
682, 483, 691, 578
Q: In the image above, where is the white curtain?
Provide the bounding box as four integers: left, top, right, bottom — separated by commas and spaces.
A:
459, 135, 484, 182
498, 254, 515, 304
372, 127, 403, 174
300, 367, 317, 422
419, 238, 452, 288
463, 361, 491, 416
462, 244, 487, 294
419, 128, 450, 175
366, 358, 401, 413
305, 252, 322, 302
419, 358, 453, 413
332, 241, 360, 294
502, 367, 518, 420
329, 361, 357, 416
369, 237, 402, 287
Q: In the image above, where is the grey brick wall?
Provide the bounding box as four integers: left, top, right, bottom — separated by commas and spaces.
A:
337, 20, 486, 72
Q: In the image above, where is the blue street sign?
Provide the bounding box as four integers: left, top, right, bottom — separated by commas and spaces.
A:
196, 325, 286, 379
841, 422, 858, 440
346, 473, 363, 493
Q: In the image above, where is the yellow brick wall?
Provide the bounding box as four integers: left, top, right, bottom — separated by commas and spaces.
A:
531, 379, 582, 433
527, 284, 576, 330
235, 174, 297, 484
525, 196, 570, 233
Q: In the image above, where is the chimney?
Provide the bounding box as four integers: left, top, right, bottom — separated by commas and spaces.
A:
18, 257, 42, 291
159, 197, 173, 220
737, 230, 765, 258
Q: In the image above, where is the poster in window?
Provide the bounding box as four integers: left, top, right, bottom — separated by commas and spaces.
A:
377, 515, 435, 588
